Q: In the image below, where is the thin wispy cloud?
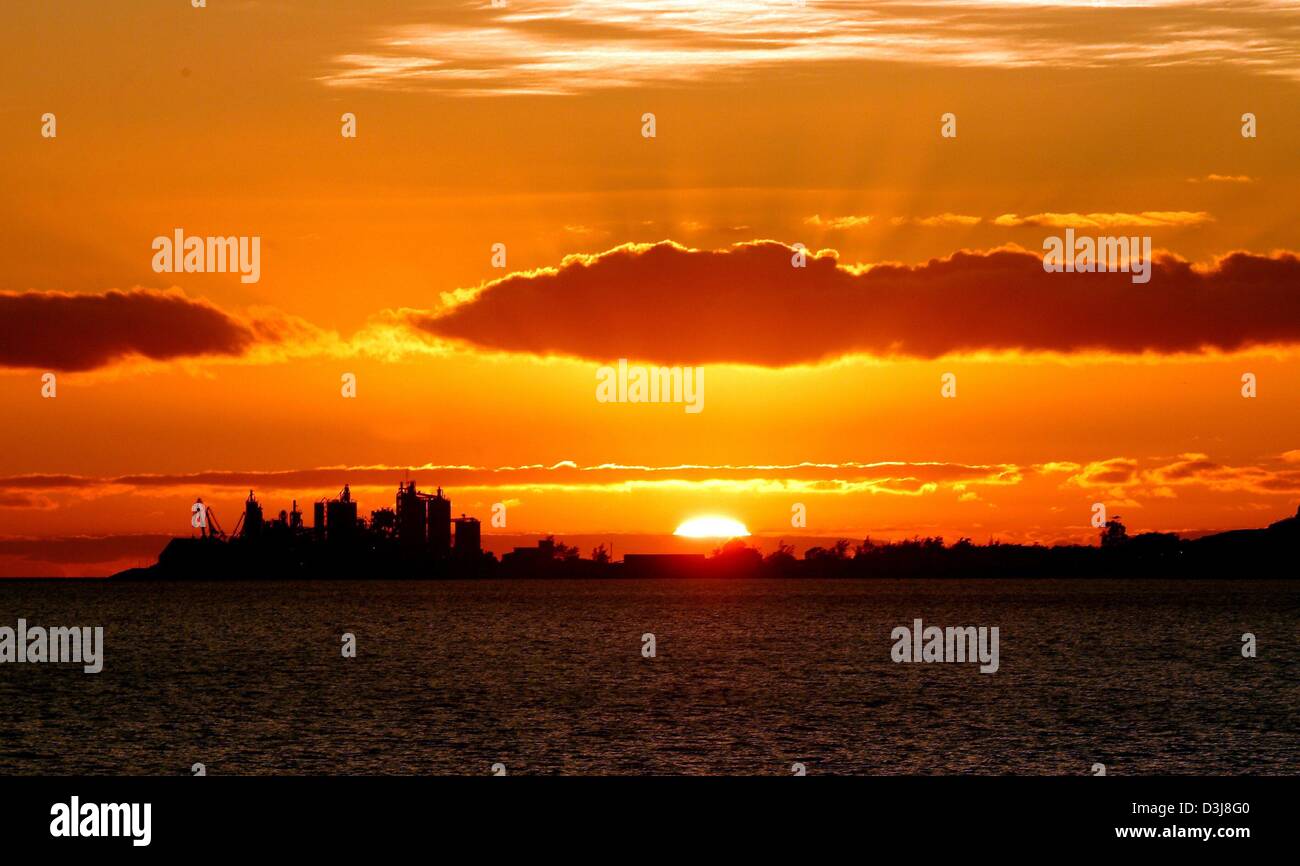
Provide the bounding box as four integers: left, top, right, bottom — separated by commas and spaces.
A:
892, 214, 984, 227
805, 214, 873, 229
993, 211, 1213, 228
806, 213, 984, 230
810, 212, 1205, 230
1186, 174, 1255, 184
319, 0, 1300, 96
0, 460, 1022, 497
8, 454, 1298, 511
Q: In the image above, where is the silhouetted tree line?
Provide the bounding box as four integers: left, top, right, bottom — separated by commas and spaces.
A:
689, 512, 1297, 579
506, 511, 1297, 580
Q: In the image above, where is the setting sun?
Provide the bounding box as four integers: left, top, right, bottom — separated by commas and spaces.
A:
673, 516, 751, 539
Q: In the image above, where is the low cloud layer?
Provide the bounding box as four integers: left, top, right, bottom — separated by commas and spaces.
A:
8, 455, 1299, 504
409, 241, 1300, 366
0, 460, 1022, 499
1067, 453, 1300, 496
0, 534, 173, 578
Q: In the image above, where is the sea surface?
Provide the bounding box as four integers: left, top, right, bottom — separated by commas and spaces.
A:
0, 578, 1294, 775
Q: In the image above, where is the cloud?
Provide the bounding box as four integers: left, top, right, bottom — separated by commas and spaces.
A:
401, 240, 1300, 366
0, 492, 56, 510
816, 212, 1196, 230
1065, 454, 1300, 496
993, 211, 1212, 228
0, 460, 1023, 497
892, 214, 983, 228
0, 289, 254, 372
319, 1, 1300, 96
1186, 174, 1255, 184
1144, 454, 1300, 494
0, 289, 344, 372
0, 534, 174, 576
806, 214, 873, 230
1036, 461, 1083, 475
0, 474, 89, 490
806, 214, 983, 230
0, 534, 172, 565
1067, 458, 1141, 488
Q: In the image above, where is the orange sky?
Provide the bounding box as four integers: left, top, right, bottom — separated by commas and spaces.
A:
1, 0, 1299, 575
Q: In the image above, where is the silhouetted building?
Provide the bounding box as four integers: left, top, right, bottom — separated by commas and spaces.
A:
397, 481, 426, 548
370, 507, 396, 538
502, 537, 556, 568
395, 481, 454, 557
453, 515, 480, 559
241, 490, 263, 539
325, 485, 358, 542
427, 488, 451, 557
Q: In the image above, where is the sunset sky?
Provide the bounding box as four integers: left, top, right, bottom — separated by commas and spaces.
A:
2, 0, 1298, 575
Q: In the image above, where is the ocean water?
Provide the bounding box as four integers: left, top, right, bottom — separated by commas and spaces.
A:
0, 578, 1294, 775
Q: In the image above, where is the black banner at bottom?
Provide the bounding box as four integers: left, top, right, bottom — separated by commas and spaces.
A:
0, 776, 1284, 853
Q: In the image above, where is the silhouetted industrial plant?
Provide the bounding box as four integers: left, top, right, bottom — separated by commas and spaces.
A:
133, 482, 486, 579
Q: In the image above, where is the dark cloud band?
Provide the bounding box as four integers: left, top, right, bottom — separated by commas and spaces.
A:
409, 242, 1300, 366
0, 289, 256, 371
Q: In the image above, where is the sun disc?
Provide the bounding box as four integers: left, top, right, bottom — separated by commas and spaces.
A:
673, 516, 750, 538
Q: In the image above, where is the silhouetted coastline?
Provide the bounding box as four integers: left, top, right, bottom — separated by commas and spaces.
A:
111, 484, 1300, 581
